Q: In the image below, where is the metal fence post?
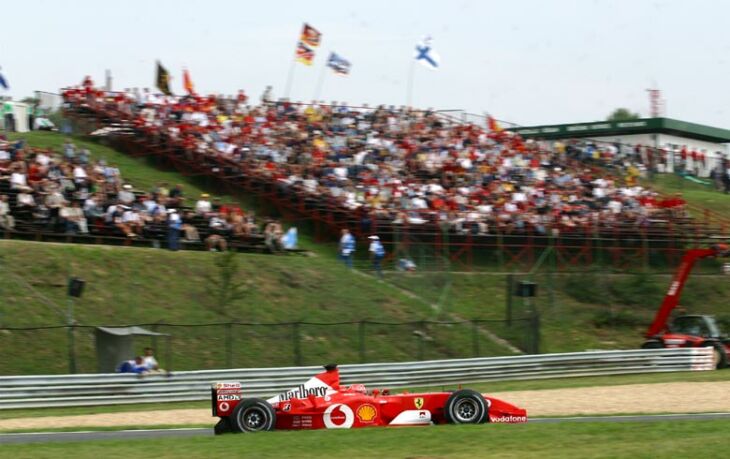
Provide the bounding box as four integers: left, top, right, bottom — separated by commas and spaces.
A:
67, 323, 77, 374
505, 274, 514, 326
66, 296, 77, 374
417, 321, 425, 361
225, 323, 233, 368
292, 322, 302, 366
358, 321, 366, 363
151, 323, 158, 355
530, 312, 541, 354
471, 320, 479, 357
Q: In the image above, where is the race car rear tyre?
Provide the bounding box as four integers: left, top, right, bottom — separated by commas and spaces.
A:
231, 398, 277, 433
444, 389, 488, 424
214, 417, 231, 435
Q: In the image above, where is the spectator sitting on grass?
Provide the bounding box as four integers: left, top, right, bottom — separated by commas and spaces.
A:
117, 356, 148, 374
142, 347, 165, 373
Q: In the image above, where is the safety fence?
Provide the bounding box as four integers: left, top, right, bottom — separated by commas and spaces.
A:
0, 318, 539, 376
0, 348, 713, 409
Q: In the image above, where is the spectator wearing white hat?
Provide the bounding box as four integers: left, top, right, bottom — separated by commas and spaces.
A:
368, 235, 385, 279
195, 193, 212, 215
118, 183, 135, 205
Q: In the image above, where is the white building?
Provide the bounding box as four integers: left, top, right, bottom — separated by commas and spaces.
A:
514, 117, 730, 177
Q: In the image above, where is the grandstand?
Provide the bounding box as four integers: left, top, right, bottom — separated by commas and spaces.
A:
50, 80, 730, 270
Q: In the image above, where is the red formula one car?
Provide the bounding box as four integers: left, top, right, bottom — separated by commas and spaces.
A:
212, 364, 527, 433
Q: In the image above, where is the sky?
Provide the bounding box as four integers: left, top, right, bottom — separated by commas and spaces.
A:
2, 0, 730, 127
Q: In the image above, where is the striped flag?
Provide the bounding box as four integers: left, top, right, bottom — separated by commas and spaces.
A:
300, 23, 322, 48
295, 23, 321, 66
326, 52, 351, 75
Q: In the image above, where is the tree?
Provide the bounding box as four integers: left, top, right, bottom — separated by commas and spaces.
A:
606, 108, 641, 122
204, 251, 249, 318
20, 96, 40, 105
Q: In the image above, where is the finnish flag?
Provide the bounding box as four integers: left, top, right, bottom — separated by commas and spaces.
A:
414, 36, 440, 70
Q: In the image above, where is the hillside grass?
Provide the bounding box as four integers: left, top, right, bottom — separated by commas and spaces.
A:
2, 131, 730, 373
3, 420, 729, 458
643, 173, 730, 216
386, 268, 730, 354
0, 240, 513, 374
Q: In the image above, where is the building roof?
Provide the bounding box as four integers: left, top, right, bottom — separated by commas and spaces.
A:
513, 117, 730, 143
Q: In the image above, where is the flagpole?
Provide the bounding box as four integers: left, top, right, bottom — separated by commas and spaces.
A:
284, 58, 296, 100
406, 59, 416, 107
313, 61, 327, 102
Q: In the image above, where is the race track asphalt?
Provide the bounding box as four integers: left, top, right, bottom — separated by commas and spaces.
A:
2, 412, 729, 444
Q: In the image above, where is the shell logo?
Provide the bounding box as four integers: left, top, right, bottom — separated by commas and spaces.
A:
356, 404, 377, 423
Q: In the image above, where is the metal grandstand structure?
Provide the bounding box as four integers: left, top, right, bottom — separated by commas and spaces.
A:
58, 96, 730, 271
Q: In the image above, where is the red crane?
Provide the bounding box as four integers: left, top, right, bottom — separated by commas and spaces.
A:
642, 244, 730, 368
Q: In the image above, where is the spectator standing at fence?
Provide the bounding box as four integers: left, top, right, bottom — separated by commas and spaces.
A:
0, 194, 14, 230
2, 100, 14, 132
339, 228, 355, 268
368, 235, 385, 279
167, 209, 181, 251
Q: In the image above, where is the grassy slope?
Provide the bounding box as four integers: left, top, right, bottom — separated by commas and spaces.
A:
0, 240, 513, 374
2, 131, 730, 372
3, 420, 728, 458
643, 173, 730, 216
387, 269, 730, 354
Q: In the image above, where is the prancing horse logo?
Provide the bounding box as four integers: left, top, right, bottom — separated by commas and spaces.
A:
414, 397, 424, 409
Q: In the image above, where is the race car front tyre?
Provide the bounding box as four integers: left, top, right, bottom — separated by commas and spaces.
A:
231, 398, 277, 433
444, 389, 489, 424
214, 417, 231, 435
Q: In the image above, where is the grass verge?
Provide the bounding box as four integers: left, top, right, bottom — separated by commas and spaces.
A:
2, 420, 728, 458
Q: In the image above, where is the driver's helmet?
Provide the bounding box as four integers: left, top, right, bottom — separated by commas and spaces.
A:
348, 384, 367, 393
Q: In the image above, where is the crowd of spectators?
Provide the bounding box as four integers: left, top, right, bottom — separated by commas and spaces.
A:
61, 77, 700, 238
0, 133, 293, 251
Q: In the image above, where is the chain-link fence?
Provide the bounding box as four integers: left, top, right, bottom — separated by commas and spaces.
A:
0, 318, 537, 375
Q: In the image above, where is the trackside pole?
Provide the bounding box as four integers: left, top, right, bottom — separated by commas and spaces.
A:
284, 59, 296, 99
406, 59, 415, 107
313, 61, 327, 101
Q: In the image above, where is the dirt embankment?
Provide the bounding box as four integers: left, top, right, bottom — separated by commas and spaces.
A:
1, 381, 728, 431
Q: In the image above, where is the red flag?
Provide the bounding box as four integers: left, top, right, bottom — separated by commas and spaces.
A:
487, 115, 502, 133
183, 68, 196, 96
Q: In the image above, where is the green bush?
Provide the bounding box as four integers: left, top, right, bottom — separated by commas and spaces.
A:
563, 272, 609, 305
592, 309, 642, 328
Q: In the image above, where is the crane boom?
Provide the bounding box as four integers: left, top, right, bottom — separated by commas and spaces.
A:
645, 244, 729, 337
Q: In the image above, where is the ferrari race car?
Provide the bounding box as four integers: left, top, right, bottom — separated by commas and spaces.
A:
212, 364, 527, 433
